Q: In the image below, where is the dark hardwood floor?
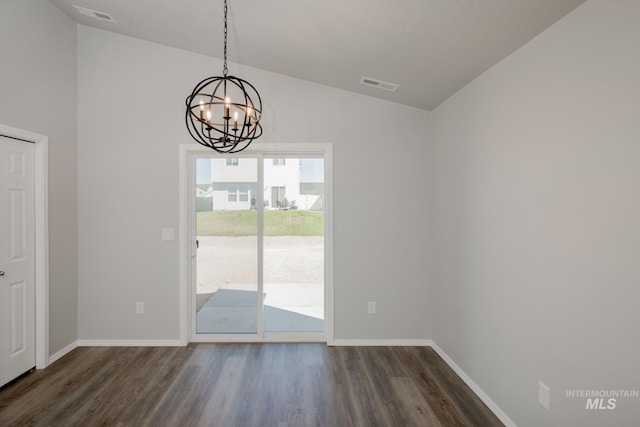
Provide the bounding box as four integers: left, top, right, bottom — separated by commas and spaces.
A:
0, 344, 503, 426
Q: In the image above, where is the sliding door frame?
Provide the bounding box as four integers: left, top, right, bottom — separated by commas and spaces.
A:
178, 143, 333, 344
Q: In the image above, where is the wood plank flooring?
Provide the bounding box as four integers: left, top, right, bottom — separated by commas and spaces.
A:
0, 344, 503, 426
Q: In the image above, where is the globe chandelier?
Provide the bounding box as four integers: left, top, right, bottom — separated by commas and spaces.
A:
185, 0, 263, 153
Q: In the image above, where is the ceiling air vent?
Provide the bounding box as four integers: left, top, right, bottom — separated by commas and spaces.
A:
360, 77, 399, 92
72, 5, 116, 23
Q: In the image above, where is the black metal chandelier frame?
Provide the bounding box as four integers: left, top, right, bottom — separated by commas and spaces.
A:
185, 0, 263, 153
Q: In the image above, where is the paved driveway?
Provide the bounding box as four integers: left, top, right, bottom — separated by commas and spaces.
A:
196, 235, 324, 294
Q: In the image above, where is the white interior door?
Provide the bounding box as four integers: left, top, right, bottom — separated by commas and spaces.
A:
0, 136, 36, 387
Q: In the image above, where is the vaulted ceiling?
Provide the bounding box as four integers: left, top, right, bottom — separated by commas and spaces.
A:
50, 0, 586, 110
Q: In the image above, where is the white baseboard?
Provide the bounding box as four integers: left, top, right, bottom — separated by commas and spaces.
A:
331, 339, 432, 347
430, 341, 517, 427
48, 340, 78, 366
77, 339, 184, 347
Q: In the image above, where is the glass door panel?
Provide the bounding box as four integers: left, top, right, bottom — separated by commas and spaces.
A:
263, 158, 325, 332
195, 157, 258, 334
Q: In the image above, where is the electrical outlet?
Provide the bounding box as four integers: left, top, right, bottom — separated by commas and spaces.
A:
539, 382, 550, 410
367, 301, 376, 314
136, 302, 145, 315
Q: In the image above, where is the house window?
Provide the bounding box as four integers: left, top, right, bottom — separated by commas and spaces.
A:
226, 158, 239, 166
239, 186, 249, 202
228, 185, 237, 202
273, 158, 285, 166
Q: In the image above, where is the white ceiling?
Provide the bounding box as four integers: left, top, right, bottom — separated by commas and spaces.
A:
49, 0, 586, 111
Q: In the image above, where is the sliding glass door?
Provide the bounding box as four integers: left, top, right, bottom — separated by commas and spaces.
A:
263, 158, 324, 333
193, 154, 325, 340
195, 157, 258, 334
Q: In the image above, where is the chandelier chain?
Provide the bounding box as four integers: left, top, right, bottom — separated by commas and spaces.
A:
223, 0, 228, 76
185, 0, 263, 153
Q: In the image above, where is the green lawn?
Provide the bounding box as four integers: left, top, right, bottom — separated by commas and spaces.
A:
197, 210, 324, 236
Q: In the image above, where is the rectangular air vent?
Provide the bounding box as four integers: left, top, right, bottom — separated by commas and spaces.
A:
72, 5, 116, 22
360, 76, 399, 92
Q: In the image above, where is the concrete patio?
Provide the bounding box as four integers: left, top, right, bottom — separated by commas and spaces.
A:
195, 236, 324, 334
196, 283, 324, 333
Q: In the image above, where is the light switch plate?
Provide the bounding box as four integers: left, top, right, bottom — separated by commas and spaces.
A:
162, 228, 175, 241
368, 301, 376, 314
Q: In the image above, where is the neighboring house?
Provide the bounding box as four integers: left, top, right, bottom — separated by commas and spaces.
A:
263, 158, 300, 209
209, 158, 259, 211
203, 158, 321, 211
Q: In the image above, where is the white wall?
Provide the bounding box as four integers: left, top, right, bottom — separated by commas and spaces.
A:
429, 0, 640, 425
77, 26, 431, 341
0, 0, 78, 355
